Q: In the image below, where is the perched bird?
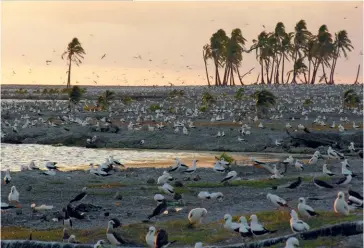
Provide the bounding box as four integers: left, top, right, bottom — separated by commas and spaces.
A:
334, 191, 350, 216
266, 193, 289, 209
290, 209, 310, 233
8, 186, 20, 207
250, 214, 277, 236
223, 214, 240, 232
1, 202, 16, 210
285, 237, 300, 248
282, 155, 294, 166
4, 169, 11, 185
158, 183, 174, 195
153, 194, 165, 204
239, 216, 252, 237
69, 187, 87, 203
273, 177, 302, 190
294, 160, 304, 171
341, 160, 353, 175
183, 159, 198, 174
41, 169, 56, 176
157, 172, 174, 185
45, 162, 58, 170
298, 197, 319, 218
154, 229, 176, 248
194, 242, 203, 248
209, 192, 224, 202
327, 146, 344, 160
335, 174, 352, 186
221, 171, 238, 183
348, 142, 355, 152
188, 208, 207, 227
63, 209, 73, 228
348, 188, 363, 200
347, 196, 363, 209
146, 226, 156, 247
148, 199, 167, 220
106, 220, 126, 245
323, 164, 335, 177
94, 240, 105, 248
313, 177, 333, 189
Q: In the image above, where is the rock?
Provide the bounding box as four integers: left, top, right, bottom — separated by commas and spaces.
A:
16, 209, 22, 215
174, 181, 184, 187
104, 212, 110, 217
114, 192, 123, 200
147, 178, 156, 184
126, 212, 132, 217
26, 186, 32, 192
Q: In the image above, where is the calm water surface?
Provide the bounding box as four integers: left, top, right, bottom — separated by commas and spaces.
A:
1, 143, 307, 171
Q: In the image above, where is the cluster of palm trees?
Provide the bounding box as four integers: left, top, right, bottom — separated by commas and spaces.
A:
203, 20, 354, 86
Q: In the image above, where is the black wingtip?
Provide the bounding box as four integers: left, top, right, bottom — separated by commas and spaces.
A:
271, 186, 278, 190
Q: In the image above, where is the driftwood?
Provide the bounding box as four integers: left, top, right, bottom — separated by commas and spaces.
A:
1, 221, 362, 248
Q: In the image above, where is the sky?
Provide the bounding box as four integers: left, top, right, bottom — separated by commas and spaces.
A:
1, 1, 363, 86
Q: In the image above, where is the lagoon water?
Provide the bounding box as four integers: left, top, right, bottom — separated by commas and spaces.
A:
0, 143, 306, 171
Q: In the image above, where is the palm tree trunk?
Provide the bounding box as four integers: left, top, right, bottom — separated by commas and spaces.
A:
260, 61, 265, 84
307, 59, 311, 84
354, 64, 360, 84
310, 59, 320, 84
255, 73, 260, 84
222, 64, 229, 86
291, 50, 298, 83
202, 51, 211, 87
322, 63, 329, 84
281, 55, 285, 84
329, 49, 339, 84
269, 58, 275, 84
236, 69, 244, 86
214, 60, 221, 86
275, 55, 282, 84
231, 66, 235, 86
265, 61, 270, 84
67, 58, 72, 89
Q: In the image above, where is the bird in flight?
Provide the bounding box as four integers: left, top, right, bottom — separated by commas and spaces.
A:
46, 60, 52, 65
93, 80, 98, 84
262, 25, 266, 28
101, 54, 106, 59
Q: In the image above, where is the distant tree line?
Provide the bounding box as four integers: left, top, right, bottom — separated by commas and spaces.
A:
203, 20, 354, 86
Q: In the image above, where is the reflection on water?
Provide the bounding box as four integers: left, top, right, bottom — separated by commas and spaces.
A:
1, 143, 305, 171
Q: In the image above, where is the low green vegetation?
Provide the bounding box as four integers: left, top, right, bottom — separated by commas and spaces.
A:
15, 88, 28, 94
303, 99, 313, 107
86, 182, 127, 188
122, 95, 133, 105
234, 88, 245, 100
169, 89, 185, 98
202, 91, 215, 106
97, 90, 115, 110
219, 152, 234, 163
199, 105, 208, 112
149, 104, 161, 112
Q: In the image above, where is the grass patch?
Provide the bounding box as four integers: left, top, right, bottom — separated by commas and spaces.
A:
86, 182, 127, 189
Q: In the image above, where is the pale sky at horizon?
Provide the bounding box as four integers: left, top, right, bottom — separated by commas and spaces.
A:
1, 1, 363, 86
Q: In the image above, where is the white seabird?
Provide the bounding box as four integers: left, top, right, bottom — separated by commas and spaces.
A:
341, 159, 352, 175
298, 197, 318, 218
239, 216, 252, 237
290, 209, 310, 233
31, 203, 54, 211
29, 161, 40, 170
223, 214, 240, 232
194, 242, 203, 248
94, 240, 105, 248
106, 220, 126, 245
282, 155, 294, 166
285, 237, 300, 248
188, 208, 207, 226
158, 183, 175, 195
347, 196, 363, 209
197, 191, 211, 202
146, 226, 156, 247
41, 169, 56, 176
266, 193, 289, 209
294, 160, 304, 171
221, 171, 238, 183
183, 159, 198, 174
157, 172, 174, 185
8, 186, 20, 206
348, 142, 355, 152
45, 161, 58, 170
4, 169, 11, 185
327, 146, 344, 160
210, 192, 224, 202
213, 162, 226, 173
323, 164, 335, 176
153, 194, 165, 204
335, 174, 352, 186
250, 214, 277, 236
334, 191, 350, 216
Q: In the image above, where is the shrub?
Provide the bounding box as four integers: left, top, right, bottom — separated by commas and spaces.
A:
202, 91, 215, 106
69, 86, 83, 104
199, 105, 208, 112
234, 88, 245, 100
219, 152, 234, 163
150, 104, 161, 112
123, 96, 133, 105
169, 89, 185, 98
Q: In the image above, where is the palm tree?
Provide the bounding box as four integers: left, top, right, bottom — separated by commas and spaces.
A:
291, 20, 311, 84
252, 90, 277, 118
343, 89, 360, 109
310, 25, 334, 84
202, 44, 212, 87
280, 32, 294, 84
329, 30, 353, 84
250, 32, 269, 84
97, 90, 115, 110
223, 28, 246, 86
210, 29, 228, 86
287, 58, 308, 83
62, 38, 86, 89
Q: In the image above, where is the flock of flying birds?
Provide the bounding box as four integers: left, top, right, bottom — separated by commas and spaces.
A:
1, 142, 362, 248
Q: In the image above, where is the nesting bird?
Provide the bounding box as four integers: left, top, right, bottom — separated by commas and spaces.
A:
289, 209, 310, 233
334, 191, 350, 216
298, 197, 318, 218
188, 208, 207, 227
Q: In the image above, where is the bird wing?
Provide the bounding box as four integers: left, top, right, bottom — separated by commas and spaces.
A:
335, 176, 347, 185
112, 231, 126, 244
221, 176, 233, 183
70, 192, 86, 203
349, 189, 363, 200
155, 229, 168, 248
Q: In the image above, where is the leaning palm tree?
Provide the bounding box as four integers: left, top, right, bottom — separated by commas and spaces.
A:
62, 38, 86, 89
329, 30, 353, 84
210, 29, 228, 86
202, 44, 212, 87
250, 31, 270, 84
343, 89, 360, 109
252, 90, 277, 118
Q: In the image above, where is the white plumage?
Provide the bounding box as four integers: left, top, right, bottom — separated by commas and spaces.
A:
188, 208, 207, 225
223, 214, 240, 232
8, 186, 20, 203
298, 197, 318, 218
334, 191, 350, 216
290, 209, 310, 233
285, 237, 300, 248
158, 183, 175, 195
145, 226, 155, 247
267, 193, 288, 208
